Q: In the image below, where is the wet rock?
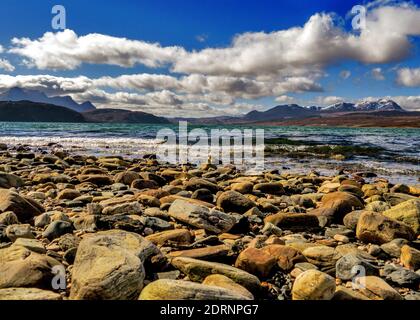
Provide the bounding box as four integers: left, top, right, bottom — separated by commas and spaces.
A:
383, 193, 418, 206
292, 270, 336, 300
139, 279, 251, 300
168, 199, 236, 234
356, 211, 415, 244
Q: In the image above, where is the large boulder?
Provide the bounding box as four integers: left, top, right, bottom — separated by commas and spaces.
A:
0, 189, 44, 223
69, 230, 161, 300
139, 279, 251, 300
356, 211, 415, 244
168, 199, 236, 234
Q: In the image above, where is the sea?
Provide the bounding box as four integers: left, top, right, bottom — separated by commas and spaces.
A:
0, 122, 419, 185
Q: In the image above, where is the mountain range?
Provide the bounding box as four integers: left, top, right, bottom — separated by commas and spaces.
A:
0, 87, 96, 113
0, 87, 419, 127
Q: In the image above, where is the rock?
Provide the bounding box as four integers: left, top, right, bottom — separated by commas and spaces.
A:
146, 229, 193, 245
365, 201, 390, 213
400, 245, 420, 270
185, 178, 220, 193
12, 238, 46, 254
131, 179, 159, 190
0, 189, 44, 222
292, 270, 336, 300
383, 199, 420, 233
191, 189, 214, 203
34, 213, 51, 228
56, 189, 81, 200
168, 245, 230, 261
102, 201, 142, 215
230, 182, 253, 194
171, 257, 261, 292
136, 216, 172, 231
380, 239, 409, 257
320, 192, 364, 222
253, 182, 285, 195
390, 184, 410, 194
0, 246, 60, 289
354, 276, 403, 300
264, 213, 319, 232
356, 211, 415, 244
0, 172, 24, 188
77, 174, 112, 186
6, 224, 34, 242
235, 247, 277, 277
336, 253, 378, 280
114, 171, 140, 185
261, 244, 306, 271
383, 193, 418, 206
343, 210, 363, 230
0, 211, 18, 226
70, 230, 161, 300
332, 286, 370, 300
216, 191, 255, 214
0, 288, 62, 300
139, 279, 251, 300
302, 246, 341, 274
42, 220, 73, 241
168, 199, 236, 234
318, 182, 341, 193
384, 264, 420, 287
203, 274, 254, 300
139, 172, 167, 186
338, 184, 363, 198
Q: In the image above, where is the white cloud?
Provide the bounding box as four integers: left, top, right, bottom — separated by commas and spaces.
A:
396, 67, 420, 87
317, 96, 345, 106
275, 95, 294, 103
10, 29, 186, 70
0, 59, 15, 72
371, 67, 385, 80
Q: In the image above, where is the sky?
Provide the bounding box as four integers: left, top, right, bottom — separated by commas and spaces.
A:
0, 0, 419, 116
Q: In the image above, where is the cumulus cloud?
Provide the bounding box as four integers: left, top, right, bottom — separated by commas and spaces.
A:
316, 96, 345, 106
275, 95, 294, 103
396, 67, 420, 87
9, 29, 186, 70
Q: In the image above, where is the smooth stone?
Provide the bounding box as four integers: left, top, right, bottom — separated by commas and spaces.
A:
146, 229, 193, 245
382, 199, 420, 233
400, 245, 420, 271
12, 238, 46, 254
102, 201, 142, 215
216, 191, 255, 214
6, 224, 34, 242
42, 220, 73, 241
335, 253, 378, 281
235, 247, 277, 277
171, 257, 261, 292
0, 211, 18, 226
380, 238, 409, 258
203, 274, 254, 300
292, 270, 336, 300
354, 276, 403, 300
139, 279, 251, 300
0, 189, 44, 223
0, 288, 62, 300
167, 244, 230, 261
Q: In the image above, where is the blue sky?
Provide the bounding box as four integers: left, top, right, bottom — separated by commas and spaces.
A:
0, 0, 419, 116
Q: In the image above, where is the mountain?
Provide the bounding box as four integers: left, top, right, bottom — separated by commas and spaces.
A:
0, 101, 85, 122
323, 99, 404, 113
243, 104, 318, 122
0, 87, 96, 113
82, 108, 170, 124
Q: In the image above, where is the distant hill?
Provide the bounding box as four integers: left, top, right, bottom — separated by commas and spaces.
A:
243, 104, 318, 121
323, 99, 404, 113
82, 108, 170, 124
0, 101, 85, 122
0, 87, 96, 113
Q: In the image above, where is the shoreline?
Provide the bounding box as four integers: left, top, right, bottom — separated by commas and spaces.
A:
0, 145, 419, 300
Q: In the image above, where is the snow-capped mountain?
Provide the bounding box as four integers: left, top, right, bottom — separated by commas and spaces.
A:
323, 99, 404, 113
